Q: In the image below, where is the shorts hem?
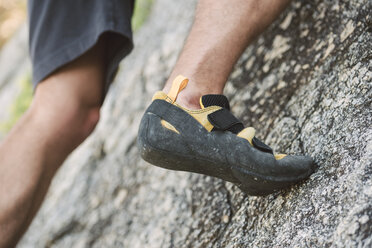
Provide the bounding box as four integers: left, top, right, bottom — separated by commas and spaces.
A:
32, 21, 133, 92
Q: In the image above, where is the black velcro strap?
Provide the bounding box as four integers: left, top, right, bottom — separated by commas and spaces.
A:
252, 137, 273, 154
201, 95, 230, 110
208, 108, 244, 134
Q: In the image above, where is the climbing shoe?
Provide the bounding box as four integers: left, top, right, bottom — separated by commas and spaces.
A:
137, 75, 315, 195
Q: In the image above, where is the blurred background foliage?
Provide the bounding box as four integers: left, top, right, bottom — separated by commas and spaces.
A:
0, 0, 26, 48
0, 74, 32, 133
133, 0, 153, 31
0, 0, 152, 135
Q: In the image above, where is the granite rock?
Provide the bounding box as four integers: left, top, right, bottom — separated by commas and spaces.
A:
17, 0, 371, 247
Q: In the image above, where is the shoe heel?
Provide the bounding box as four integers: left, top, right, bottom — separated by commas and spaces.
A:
137, 112, 163, 164
138, 100, 242, 185
137, 112, 188, 171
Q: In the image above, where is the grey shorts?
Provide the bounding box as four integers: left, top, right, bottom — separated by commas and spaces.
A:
28, 0, 135, 93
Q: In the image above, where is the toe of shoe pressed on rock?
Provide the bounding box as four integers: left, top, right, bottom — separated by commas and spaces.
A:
276, 155, 316, 179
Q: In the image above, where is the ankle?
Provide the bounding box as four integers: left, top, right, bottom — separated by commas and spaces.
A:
175, 87, 202, 110
176, 86, 225, 110
163, 75, 224, 109
167, 84, 224, 110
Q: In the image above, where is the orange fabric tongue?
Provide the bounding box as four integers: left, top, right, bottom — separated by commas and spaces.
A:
167, 75, 188, 103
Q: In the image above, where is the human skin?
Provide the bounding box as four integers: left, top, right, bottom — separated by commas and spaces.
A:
0, 36, 106, 247
0, 0, 291, 247
165, 0, 291, 109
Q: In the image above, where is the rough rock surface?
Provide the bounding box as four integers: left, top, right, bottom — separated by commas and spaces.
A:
17, 0, 371, 247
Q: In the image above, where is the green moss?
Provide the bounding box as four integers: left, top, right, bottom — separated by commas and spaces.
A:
132, 0, 153, 31
0, 74, 33, 133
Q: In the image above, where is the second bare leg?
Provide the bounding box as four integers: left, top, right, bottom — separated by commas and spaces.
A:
0, 36, 106, 248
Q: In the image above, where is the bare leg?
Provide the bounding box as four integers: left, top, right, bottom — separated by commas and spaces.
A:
0, 37, 106, 247
164, 0, 291, 109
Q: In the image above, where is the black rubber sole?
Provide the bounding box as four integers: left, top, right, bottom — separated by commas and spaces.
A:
137, 100, 315, 196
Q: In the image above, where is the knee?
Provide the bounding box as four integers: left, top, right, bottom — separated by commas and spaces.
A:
73, 106, 101, 139
30, 99, 101, 143
56, 104, 101, 140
